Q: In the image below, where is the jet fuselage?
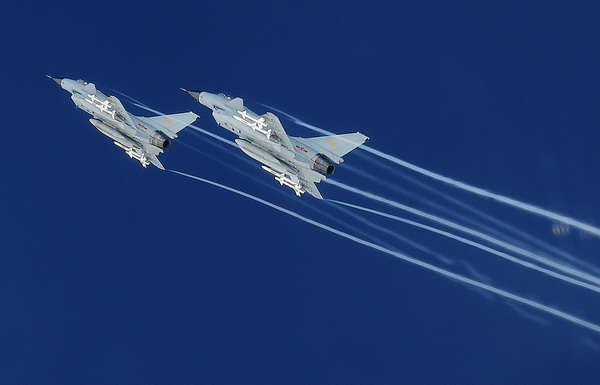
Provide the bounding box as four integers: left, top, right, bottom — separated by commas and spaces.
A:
50, 77, 197, 169
197, 92, 329, 173
58, 78, 164, 149
185, 89, 369, 198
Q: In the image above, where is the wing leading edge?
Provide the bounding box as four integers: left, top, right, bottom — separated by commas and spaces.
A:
261, 112, 295, 152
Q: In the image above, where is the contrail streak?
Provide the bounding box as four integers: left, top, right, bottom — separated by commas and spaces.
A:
505, 301, 549, 326
347, 163, 600, 277
170, 169, 600, 334
261, 104, 600, 237
343, 163, 523, 246
326, 201, 454, 265
348, 162, 534, 240
328, 199, 600, 293
106, 87, 149, 107
133, 103, 236, 148
358, 146, 600, 237
461, 261, 493, 285
326, 179, 600, 288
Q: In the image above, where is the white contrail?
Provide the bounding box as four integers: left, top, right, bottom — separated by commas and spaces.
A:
343, 163, 523, 244
262, 104, 600, 237
326, 180, 600, 288
259, 104, 333, 136
326, 201, 455, 265
347, 162, 600, 278
170, 169, 600, 334
329, 200, 600, 293
357, 146, 600, 237
133, 103, 236, 148
461, 261, 493, 285
504, 301, 549, 326
106, 87, 149, 107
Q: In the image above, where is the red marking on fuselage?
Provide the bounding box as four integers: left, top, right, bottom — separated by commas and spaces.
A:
295, 145, 308, 153
137, 123, 148, 130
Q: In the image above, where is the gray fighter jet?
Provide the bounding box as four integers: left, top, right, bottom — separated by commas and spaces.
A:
183, 90, 369, 199
48, 76, 198, 170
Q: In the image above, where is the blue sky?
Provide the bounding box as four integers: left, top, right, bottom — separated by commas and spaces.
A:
2, 0, 600, 383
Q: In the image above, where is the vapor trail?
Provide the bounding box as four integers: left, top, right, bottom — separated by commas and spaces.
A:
505, 301, 549, 326
391, 166, 600, 275
262, 104, 600, 237
106, 88, 149, 107
344, 164, 522, 245
328, 199, 600, 293
358, 146, 600, 237
347, 162, 600, 278
326, 179, 600, 288
170, 169, 600, 334
133, 103, 236, 148
326, 201, 454, 265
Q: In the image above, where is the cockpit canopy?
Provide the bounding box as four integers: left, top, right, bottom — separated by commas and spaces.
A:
218, 93, 233, 100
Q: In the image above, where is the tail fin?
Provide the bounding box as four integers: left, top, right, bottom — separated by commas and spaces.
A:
138, 112, 199, 139
296, 132, 369, 163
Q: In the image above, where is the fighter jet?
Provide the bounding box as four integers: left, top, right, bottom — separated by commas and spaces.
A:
183, 90, 369, 199
48, 76, 198, 170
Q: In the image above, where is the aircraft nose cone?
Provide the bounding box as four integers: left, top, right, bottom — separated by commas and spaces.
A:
180, 88, 202, 101
46, 75, 64, 86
